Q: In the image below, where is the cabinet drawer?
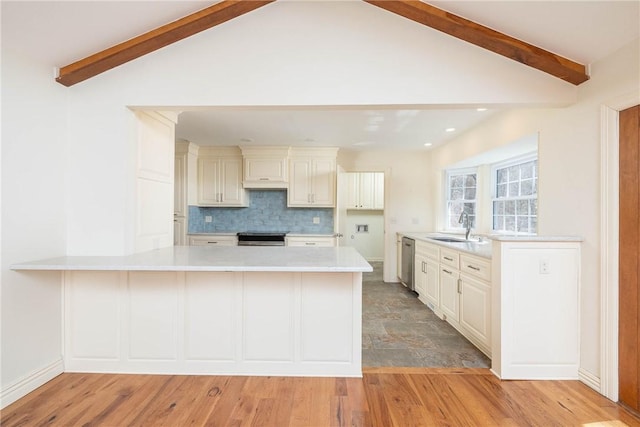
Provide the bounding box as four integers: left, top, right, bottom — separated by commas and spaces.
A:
460, 254, 491, 281
286, 236, 336, 247
416, 241, 439, 260
440, 249, 459, 269
189, 236, 238, 246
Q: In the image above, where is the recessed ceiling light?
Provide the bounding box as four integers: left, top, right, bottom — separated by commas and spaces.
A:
240, 137, 254, 142
353, 141, 372, 146
424, 143, 433, 147
304, 138, 316, 143
476, 108, 488, 112
445, 128, 456, 132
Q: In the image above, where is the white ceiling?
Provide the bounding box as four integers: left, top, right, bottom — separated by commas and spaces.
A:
174, 107, 497, 150
3, 0, 638, 150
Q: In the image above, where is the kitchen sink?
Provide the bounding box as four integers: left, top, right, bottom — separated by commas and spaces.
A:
430, 237, 467, 243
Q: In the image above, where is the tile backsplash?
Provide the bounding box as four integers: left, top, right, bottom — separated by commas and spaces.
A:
188, 190, 334, 234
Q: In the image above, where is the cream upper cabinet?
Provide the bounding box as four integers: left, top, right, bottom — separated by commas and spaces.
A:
346, 172, 384, 210
197, 147, 247, 207
240, 146, 290, 188
373, 172, 384, 210
288, 148, 338, 207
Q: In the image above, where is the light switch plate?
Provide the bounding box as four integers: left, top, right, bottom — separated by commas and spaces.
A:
313, 217, 320, 224
205, 216, 213, 223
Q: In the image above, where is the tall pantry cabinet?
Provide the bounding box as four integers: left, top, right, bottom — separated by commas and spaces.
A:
174, 141, 198, 245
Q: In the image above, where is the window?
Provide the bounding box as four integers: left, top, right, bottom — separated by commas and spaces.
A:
492, 157, 537, 234
446, 169, 477, 230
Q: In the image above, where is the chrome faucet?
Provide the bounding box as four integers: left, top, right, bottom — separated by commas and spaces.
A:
458, 210, 472, 241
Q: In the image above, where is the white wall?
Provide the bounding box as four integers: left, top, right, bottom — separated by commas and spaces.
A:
345, 211, 384, 262
1, 49, 67, 406
427, 38, 640, 383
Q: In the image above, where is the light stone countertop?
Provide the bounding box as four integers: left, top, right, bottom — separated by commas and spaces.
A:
401, 232, 493, 259
487, 234, 584, 242
398, 232, 584, 259
11, 246, 372, 273
187, 233, 335, 237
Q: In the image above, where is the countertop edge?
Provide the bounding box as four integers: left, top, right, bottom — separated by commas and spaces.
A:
11, 246, 372, 273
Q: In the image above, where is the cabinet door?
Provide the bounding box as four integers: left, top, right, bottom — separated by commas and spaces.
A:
174, 154, 186, 216
358, 172, 375, 209
288, 159, 312, 206
424, 258, 440, 309
373, 172, 384, 210
346, 173, 360, 208
286, 236, 336, 247
189, 235, 238, 246
198, 158, 220, 205
244, 158, 287, 183
311, 158, 336, 206
219, 157, 246, 206
174, 217, 186, 245
460, 274, 491, 349
440, 267, 460, 322
396, 238, 403, 281
414, 255, 428, 299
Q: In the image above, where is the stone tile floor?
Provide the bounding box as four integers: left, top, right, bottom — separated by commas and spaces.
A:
362, 262, 491, 368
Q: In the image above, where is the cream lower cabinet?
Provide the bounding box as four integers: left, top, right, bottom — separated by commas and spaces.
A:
286, 236, 336, 247
413, 239, 492, 358
460, 273, 491, 355
189, 235, 238, 246
414, 241, 440, 311
174, 217, 186, 245
439, 265, 460, 322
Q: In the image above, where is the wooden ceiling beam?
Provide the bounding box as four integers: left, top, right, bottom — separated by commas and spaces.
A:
363, 0, 589, 85
56, 0, 275, 87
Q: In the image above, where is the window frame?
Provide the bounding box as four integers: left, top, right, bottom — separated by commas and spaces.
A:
491, 153, 538, 235
443, 167, 478, 232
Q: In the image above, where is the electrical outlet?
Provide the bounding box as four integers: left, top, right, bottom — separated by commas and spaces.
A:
539, 259, 550, 274
313, 217, 320, 224
205, 216, 213, 223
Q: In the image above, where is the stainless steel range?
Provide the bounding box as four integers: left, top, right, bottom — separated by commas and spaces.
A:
237, 231, 287, 246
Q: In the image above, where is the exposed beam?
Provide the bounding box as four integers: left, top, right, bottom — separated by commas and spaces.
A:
363, 0, 589, 85
56, 1, 275, 87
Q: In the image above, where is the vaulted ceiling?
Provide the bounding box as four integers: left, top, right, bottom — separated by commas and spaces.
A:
52, 0, 594, 87
2, 1, 638, 150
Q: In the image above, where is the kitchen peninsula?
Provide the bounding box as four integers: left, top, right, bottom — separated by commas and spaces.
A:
12, 246, 371, 377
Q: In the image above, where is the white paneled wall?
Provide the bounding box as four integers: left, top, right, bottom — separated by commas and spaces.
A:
134, 111, 177, 252
64, 271, 362, 376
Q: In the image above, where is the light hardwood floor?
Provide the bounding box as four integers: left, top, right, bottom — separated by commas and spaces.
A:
3, 368, 639, 426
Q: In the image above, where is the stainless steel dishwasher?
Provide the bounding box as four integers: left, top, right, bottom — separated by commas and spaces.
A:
400, 236, 415, 291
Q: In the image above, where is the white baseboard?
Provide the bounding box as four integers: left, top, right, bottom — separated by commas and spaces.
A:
579, 368, 601, 393
1, 358, 64, 409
